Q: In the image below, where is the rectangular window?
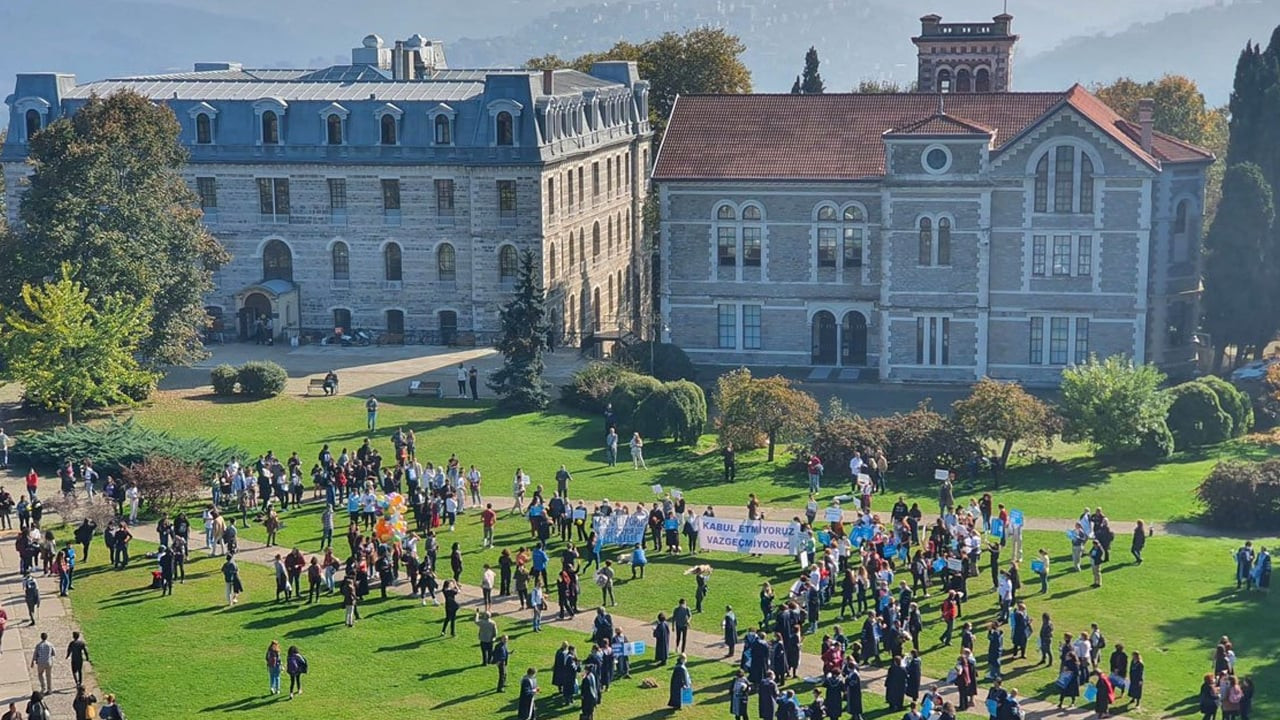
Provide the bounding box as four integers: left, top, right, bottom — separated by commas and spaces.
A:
606, 158, 613, 194
1032, 235, 1047, 277
817, 228, 837, 268
717, 305, 736, 348
1077, 235, 1093, 276
547, 177, 555, 217
843, 227, 863, 268
742, 227, 762, 267
1049, 316, 1069, 364
381, 179, 401, 226
717, 228, 737, 266
256, 177, 289, 223
1054, 146, 1074, 213
196, 177, 217, 222
435, 179, 455, 217
498, 180, 517, 224
577, 167, 584, 205
1051, 235, 1072, 276
1029, 316, 1044, 364
742, 304, 762, 349
592, 162, 600, 199
327, 178, 347, 224
567, 171, 574, 210
1034, 164, 1048, 213
916, 316, 950, 366
1075, 318, 1090, 364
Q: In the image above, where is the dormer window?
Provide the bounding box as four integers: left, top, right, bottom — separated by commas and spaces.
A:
496, 112, 514, 146
380, 114, 397, 145
196, 114, 213, 144
487, 99, 524, 148
434, 114, 452, 145
25, 109, 41, 140
326, 114, 343, 145
262, 111, 280, 144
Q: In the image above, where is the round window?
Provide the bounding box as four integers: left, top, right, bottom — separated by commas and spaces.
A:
925, 147, 950, 173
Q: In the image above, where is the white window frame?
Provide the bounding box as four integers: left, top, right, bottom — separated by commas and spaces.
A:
921, 143, 953, 175
914, 314, 951, 366
429, 103, 457, 146
252, 98, 288, 146
1028, 314, 1091, 366
712, 201, 765, 280
1030, 233, 1095, 279
375, 103, 404, 146
487, 99, 525, 148
319, 103, 350, 146
187, 102, 218, 145
1029, 141, 1103, 215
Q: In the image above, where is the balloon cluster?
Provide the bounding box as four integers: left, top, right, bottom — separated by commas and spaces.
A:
374, 492, 408, 543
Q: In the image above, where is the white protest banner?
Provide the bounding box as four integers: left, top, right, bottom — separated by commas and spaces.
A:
593, 514, 648, 548
945, 558, 963, 572
572, 508, 588, 520
824, 507, 844, 523
699, 517, 799, 556
934, 469, 950, 481
623, 641, 647, 656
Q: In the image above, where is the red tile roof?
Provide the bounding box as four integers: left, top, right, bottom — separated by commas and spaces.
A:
652, 85, 1214, 181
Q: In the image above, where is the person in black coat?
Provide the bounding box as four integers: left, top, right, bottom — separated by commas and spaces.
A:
748, 632, 770, 685
653, 613, 671, 665
724, 606, 739, 657
884, 655, 907, 710
1109, 643, 1129, 697
579, 668, 600, 720
518, 668, 539, 720
559, 647, 579, 702
842, 660, 864, 720
758, 671, 780, 720
823, 670, 843, 720
770, 635, 790, 682
806, 689, 825, 720
1128, 652, 1145, 708
668, 655, 691, 709
904, 651, 922, 701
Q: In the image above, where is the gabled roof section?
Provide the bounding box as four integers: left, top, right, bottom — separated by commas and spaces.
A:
885, 112, 994, 137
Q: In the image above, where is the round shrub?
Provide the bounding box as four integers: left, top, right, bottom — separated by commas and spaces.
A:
561, 362, 629, 412
1166, 382, 1232, 448
1196, 459, 1280, 530
210, 364, 239, 396
236, 360, 288, 398
606, 374, 663, 433
1133, 421, 1175, 464
1196, 375, 1254, 437
635, 380, 708, 446
614, 342, 697, 382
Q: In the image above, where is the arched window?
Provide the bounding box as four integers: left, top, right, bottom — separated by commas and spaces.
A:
593, 287, 602, 330
937, 69, 952, 93
333, 308, 352, 333
385, 309, 404, 334
380, 114, 397, 145
568, 232, 576, 267
1080, 154, 1095, 214
975, 68, 992, 93
578, 230, 585, 267
195, 113, 212, 144
326, 114, 343, 145
549, 243, 557, 281
955, 68, 972, 93
25, 109, 41, 140
742, 205, 762, 221
262, 239, 292, 281
1174, 200, 1189, 234
843, 205, 865, 269
592, 222, 601, 259
499, 245, 519, 285
1054, 146, 1075, 213
918, 218, 933, 266
384, 242, 402, 282
261, 111, 280, 144
1034, 154, 1050, 213
496, 111, 514, 146
331, 241, 349, 280
437, 243, 456, 281
937, 217, 952, 266
434, 114, 452, 145
818, 206, 837, 221
717, 205, 736, 221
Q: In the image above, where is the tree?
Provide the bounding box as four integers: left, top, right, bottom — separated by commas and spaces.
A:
488, 249, 550, 410
1203, 163, 1276, 367
951, 378, 1059, 484
0, 264, 157, 423
1059, 355, 1172, 458
122, 455, 206, 515
714, 368, 819, 461
790, 76, 802, 95
0, 91, 229, 367
527, 28, 751, 138
855, 79, 913, 94
799, 46, 825, 94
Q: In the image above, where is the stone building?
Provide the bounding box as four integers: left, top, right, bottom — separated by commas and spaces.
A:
652, 14, 1212, 385
2, 34, 652, 346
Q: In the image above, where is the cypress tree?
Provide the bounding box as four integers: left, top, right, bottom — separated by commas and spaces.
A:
487, 249, 551, 410
1203, 163, 1275, 368
790, 76, 802, 94
800, 47, 825, 94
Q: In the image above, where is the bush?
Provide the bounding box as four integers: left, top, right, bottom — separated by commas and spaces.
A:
634, 380, 707, 446
1060, 355, 1171, 457
1196, 459, 1280, 530
561, 362, 629, 412
799, 412, 888, 475
210, 364, 239, 396
1166, 382, 1233, 448
1196, 376, 1254, 437
614, 342, 697, 382
122, 455, 206, 515
236, 360, 288, 397
20, 418, 240, 479
1134, 421, 1176, 464
877, 403, 984, 479
607, 374, 664, 434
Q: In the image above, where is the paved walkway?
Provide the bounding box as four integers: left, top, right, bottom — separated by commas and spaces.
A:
0, 529, 101, 716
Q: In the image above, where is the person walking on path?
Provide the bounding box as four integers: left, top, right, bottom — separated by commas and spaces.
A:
31, 632, 55, 694
366, 395, 379, 432
1131, 521, 1148, 564
24, 693, 50, 720
475, 610, 498, 665
286, 645, 307, 698
66, 631, 90, 687
22, 573, 40, 624
672, 599, 693, 653
668, 654, 692, 710
265, 640, 282, 695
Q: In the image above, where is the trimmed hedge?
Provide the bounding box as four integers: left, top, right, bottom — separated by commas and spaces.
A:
1166, 382, 1232, 448
1197, 459, 1280, 530
634, 380, 707, 446
606, 374, 664, 434
1196, 376, 1254, 437
1135, 421, 1176, 463
20, 418, 241, 479
236, 361, 288, 397
210, 364, 239, 396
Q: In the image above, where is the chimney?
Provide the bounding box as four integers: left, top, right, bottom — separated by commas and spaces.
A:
542, 69, 555, 95
1138, 98, 1155, 153
392, 40, 405, 80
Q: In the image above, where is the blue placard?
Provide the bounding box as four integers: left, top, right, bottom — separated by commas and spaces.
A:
817, 530, 832, 547
1031, 560, 1046, 574
681, 687, 694, 706
1084, 684, 1097, 702
1010, 510, 1024, 527
624, 641, 647, 656
932, 558, 946, 573
528, 504, 544, 517
986, 699, 998, 716
991, 519, 1004, 539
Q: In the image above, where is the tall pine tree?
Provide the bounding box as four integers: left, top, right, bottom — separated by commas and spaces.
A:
800, 47, 825, 94
1203, 163, 1275, 368
487, 250, 550, 410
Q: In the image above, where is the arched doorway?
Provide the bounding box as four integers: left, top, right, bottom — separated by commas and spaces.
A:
811, 311, 837, 365
841, 311, 868, 366
439, 310, 458, 345
239, 292, 272, 341
385, 309, 405, 335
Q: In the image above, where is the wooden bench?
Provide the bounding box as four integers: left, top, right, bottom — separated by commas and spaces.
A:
407, 380, 443, 398
307, 377, 333, 396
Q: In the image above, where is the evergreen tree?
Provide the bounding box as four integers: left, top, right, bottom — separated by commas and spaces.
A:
800, 46, 825, 94
487, 250, 550, 410
790, 76, 802, 94
1203, 163, 1275, 368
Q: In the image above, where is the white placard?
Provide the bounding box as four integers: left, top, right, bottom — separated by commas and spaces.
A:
945, 558, 963, 572
857, 473, 871, 485
824, 507, 844, 523
934, 469, 950, 481
699, 517, 798, 556
651, 484, 663, 495
671, 489, 683, 500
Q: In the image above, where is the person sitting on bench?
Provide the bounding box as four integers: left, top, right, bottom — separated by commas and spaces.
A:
323, 371, 339, 396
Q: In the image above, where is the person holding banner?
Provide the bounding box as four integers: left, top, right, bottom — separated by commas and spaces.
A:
668, 655, 692, 710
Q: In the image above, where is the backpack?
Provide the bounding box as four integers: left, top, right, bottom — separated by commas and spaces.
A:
298, 655, 309, 674
28, 701, 50, 720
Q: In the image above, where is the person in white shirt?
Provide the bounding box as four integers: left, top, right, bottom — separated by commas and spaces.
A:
81, 461, 98, 499
0, 427, 9, 466
445, 495, 459, 530
849, 454, 864, 478
481, 564, 497, 612
127, 483, 141, 523
457, 364, 469, 398
1073, 634, 1093, 670
511, 470, 529, 515
455, 474, 467, 512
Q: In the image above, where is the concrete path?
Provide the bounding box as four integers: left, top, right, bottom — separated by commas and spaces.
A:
0, 530, 101, 717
